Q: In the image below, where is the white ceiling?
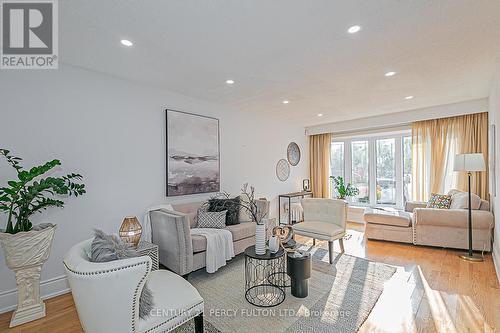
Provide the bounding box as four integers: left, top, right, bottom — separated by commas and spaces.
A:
60, 0, 500, 126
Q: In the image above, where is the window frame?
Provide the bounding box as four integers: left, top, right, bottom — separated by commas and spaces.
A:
331, 130, 410, 209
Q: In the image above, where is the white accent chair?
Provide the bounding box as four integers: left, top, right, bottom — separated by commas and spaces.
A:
63, 239, 204, 333
292, 198, 347, 263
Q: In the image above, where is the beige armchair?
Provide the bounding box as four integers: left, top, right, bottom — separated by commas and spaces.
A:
292, 198, 347, 263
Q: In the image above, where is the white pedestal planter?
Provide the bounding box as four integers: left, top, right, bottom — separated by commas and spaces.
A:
255, 223, 266, 255
0, 226, 56, 327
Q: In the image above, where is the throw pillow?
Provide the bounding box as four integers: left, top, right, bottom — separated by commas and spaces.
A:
208, 197, 241, 225
197, 210, 227, 228
426, 193, 452, 209
448, 190, 481, 210
90, 230, 154, 319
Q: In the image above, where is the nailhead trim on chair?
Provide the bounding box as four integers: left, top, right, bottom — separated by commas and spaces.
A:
143, 301, 204, 333
64, 260, 150, 332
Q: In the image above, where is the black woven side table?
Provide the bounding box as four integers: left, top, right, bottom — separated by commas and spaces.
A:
244, 246, 286, 307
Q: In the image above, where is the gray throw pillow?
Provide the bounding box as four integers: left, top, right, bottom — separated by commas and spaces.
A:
90, 230, 154, 319
197, 210, 227, 228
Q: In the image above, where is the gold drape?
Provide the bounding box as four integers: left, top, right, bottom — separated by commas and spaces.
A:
309, 133, 332, 198
412, 112, 488, 201
456, 113, 489, 199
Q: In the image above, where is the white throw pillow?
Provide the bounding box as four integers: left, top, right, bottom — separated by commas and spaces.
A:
448, 190, 481, 210
197, 210, 227, 229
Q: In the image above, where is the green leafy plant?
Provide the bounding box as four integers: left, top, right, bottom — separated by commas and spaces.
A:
0, 149, 86, 234
330, 176, 359, 199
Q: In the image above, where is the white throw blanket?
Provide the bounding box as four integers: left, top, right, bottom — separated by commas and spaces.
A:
190, 228, 234, 273
142, 204, 174, 242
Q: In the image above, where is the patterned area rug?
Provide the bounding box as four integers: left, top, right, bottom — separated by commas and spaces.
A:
174, 247, 396, 333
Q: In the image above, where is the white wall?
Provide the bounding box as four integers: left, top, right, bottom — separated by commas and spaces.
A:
306, 98, 488, 135
489, 61, 500, 282
0, 65, 308, 312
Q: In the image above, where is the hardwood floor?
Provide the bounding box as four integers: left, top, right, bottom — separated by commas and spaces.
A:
1, 222, 498, 332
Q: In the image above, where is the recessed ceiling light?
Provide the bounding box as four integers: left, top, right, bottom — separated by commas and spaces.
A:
347, 25, 361, 34
120, 39, 133, 47
384, 71, 396, 77
405, 95, 414, 100
317, 113, 323, 117
226, 79, 234, 84
282, 100, 290, 104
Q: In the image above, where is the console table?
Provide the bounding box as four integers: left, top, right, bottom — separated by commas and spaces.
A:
278, 191, 313, 225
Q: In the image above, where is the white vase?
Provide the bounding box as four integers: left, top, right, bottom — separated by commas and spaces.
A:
255, 222, 266, 255
0, 226, 56, 327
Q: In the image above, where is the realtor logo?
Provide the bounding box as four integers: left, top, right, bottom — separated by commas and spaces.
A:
1, 0, 58, 69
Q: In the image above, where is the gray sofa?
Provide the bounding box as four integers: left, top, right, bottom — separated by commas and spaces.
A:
149, 201, 261, 276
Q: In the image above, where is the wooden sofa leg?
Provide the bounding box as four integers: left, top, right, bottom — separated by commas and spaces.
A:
328, 241, 334, 264
194, 313, 204, 333
339, 238, 345, 253
312, 238, 316, 246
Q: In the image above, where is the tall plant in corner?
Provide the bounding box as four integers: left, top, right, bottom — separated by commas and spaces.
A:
0, 149, 86, 234
0, 149, 85, 327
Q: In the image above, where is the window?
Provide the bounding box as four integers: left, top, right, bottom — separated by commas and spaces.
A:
403, 136, 412, 202
330, 142, 344, 178
376, 138, 396, 205
332, 132, 411, 208
351, 141, 369, 204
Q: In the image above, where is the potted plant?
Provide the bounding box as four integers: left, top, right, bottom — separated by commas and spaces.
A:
330, 176, 359, 200
0, 149, 85, 327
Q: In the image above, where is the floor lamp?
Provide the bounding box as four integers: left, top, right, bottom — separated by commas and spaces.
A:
453, 153, 486, 262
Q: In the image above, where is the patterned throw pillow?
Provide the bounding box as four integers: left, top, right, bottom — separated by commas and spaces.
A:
197, 210, 227, 229
427, 193, 452, 209
208, 197, 241, 225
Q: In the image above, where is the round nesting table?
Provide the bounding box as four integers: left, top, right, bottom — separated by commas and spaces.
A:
244, 246, 286, 307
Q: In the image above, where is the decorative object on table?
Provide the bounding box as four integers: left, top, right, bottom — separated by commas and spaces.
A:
204, 184, 269, 255
268, 234, 280, 254
278, 191, 313, 225
166, 109, 220, 196
272, 225, 294, 246
302, 179, 310, 191
287, 142, 301, 166
286, 250, 312, 298
136, 241, 160, 271
489, 124, 496, 196
276, 158, 290, 181
330, 176, 359, 199
0, 149, 85, 327
244, 245, 286, 307
255, 223, 267, 255
453, 153, 486, 262
119, 216, 142, 247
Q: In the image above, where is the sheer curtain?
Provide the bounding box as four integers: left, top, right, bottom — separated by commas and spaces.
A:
412, 112, 488, 201
309, 133, 332, 198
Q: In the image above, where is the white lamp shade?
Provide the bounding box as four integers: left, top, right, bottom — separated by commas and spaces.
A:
453, 153, 486, 172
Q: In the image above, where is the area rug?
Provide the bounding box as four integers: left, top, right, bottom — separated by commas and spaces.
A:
174, 247, 396, 333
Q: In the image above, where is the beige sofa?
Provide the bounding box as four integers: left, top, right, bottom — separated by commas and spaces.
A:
149, 201, 262, 276
364, 191, 494, 252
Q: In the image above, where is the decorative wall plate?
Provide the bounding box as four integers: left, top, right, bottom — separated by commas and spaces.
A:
287, 142, 301, 166
276, 159, 290, 181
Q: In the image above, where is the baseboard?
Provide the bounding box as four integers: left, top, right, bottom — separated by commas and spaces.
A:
493, 247, 500, 285
0, 275, 70, 314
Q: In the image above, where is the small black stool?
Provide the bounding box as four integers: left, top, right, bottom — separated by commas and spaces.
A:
286, 251, 311, 298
